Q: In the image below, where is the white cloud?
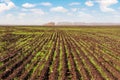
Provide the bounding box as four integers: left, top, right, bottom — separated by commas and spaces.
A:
21, 7, 45, 15
67, 13, 73, 16
22, 3, 35, 8
30, 9, 45, 15
50, 6, 68, 13
118, 7, 120, 10
21, 8, 28, 11
18, 13, 26, 19
100, 7, 114, 12
78, 12, 94, 22
95, 0, 118, 12
6, 13, 13, 18
0, 0, 15, 13
40, 2, 52, 6
85, 1, 94, 7
19, 13, 26, 16
78, 12, 93, 19
69, 2, 80, 6
71, 8, 78, 12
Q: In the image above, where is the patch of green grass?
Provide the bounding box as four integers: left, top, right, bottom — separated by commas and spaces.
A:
0, 62, 3, 66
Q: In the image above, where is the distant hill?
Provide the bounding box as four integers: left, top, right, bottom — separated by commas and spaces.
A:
43, 22, 55, 26
56, 22, 120, 26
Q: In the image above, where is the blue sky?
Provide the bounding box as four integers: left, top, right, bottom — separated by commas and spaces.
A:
0, 0, 120, 25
